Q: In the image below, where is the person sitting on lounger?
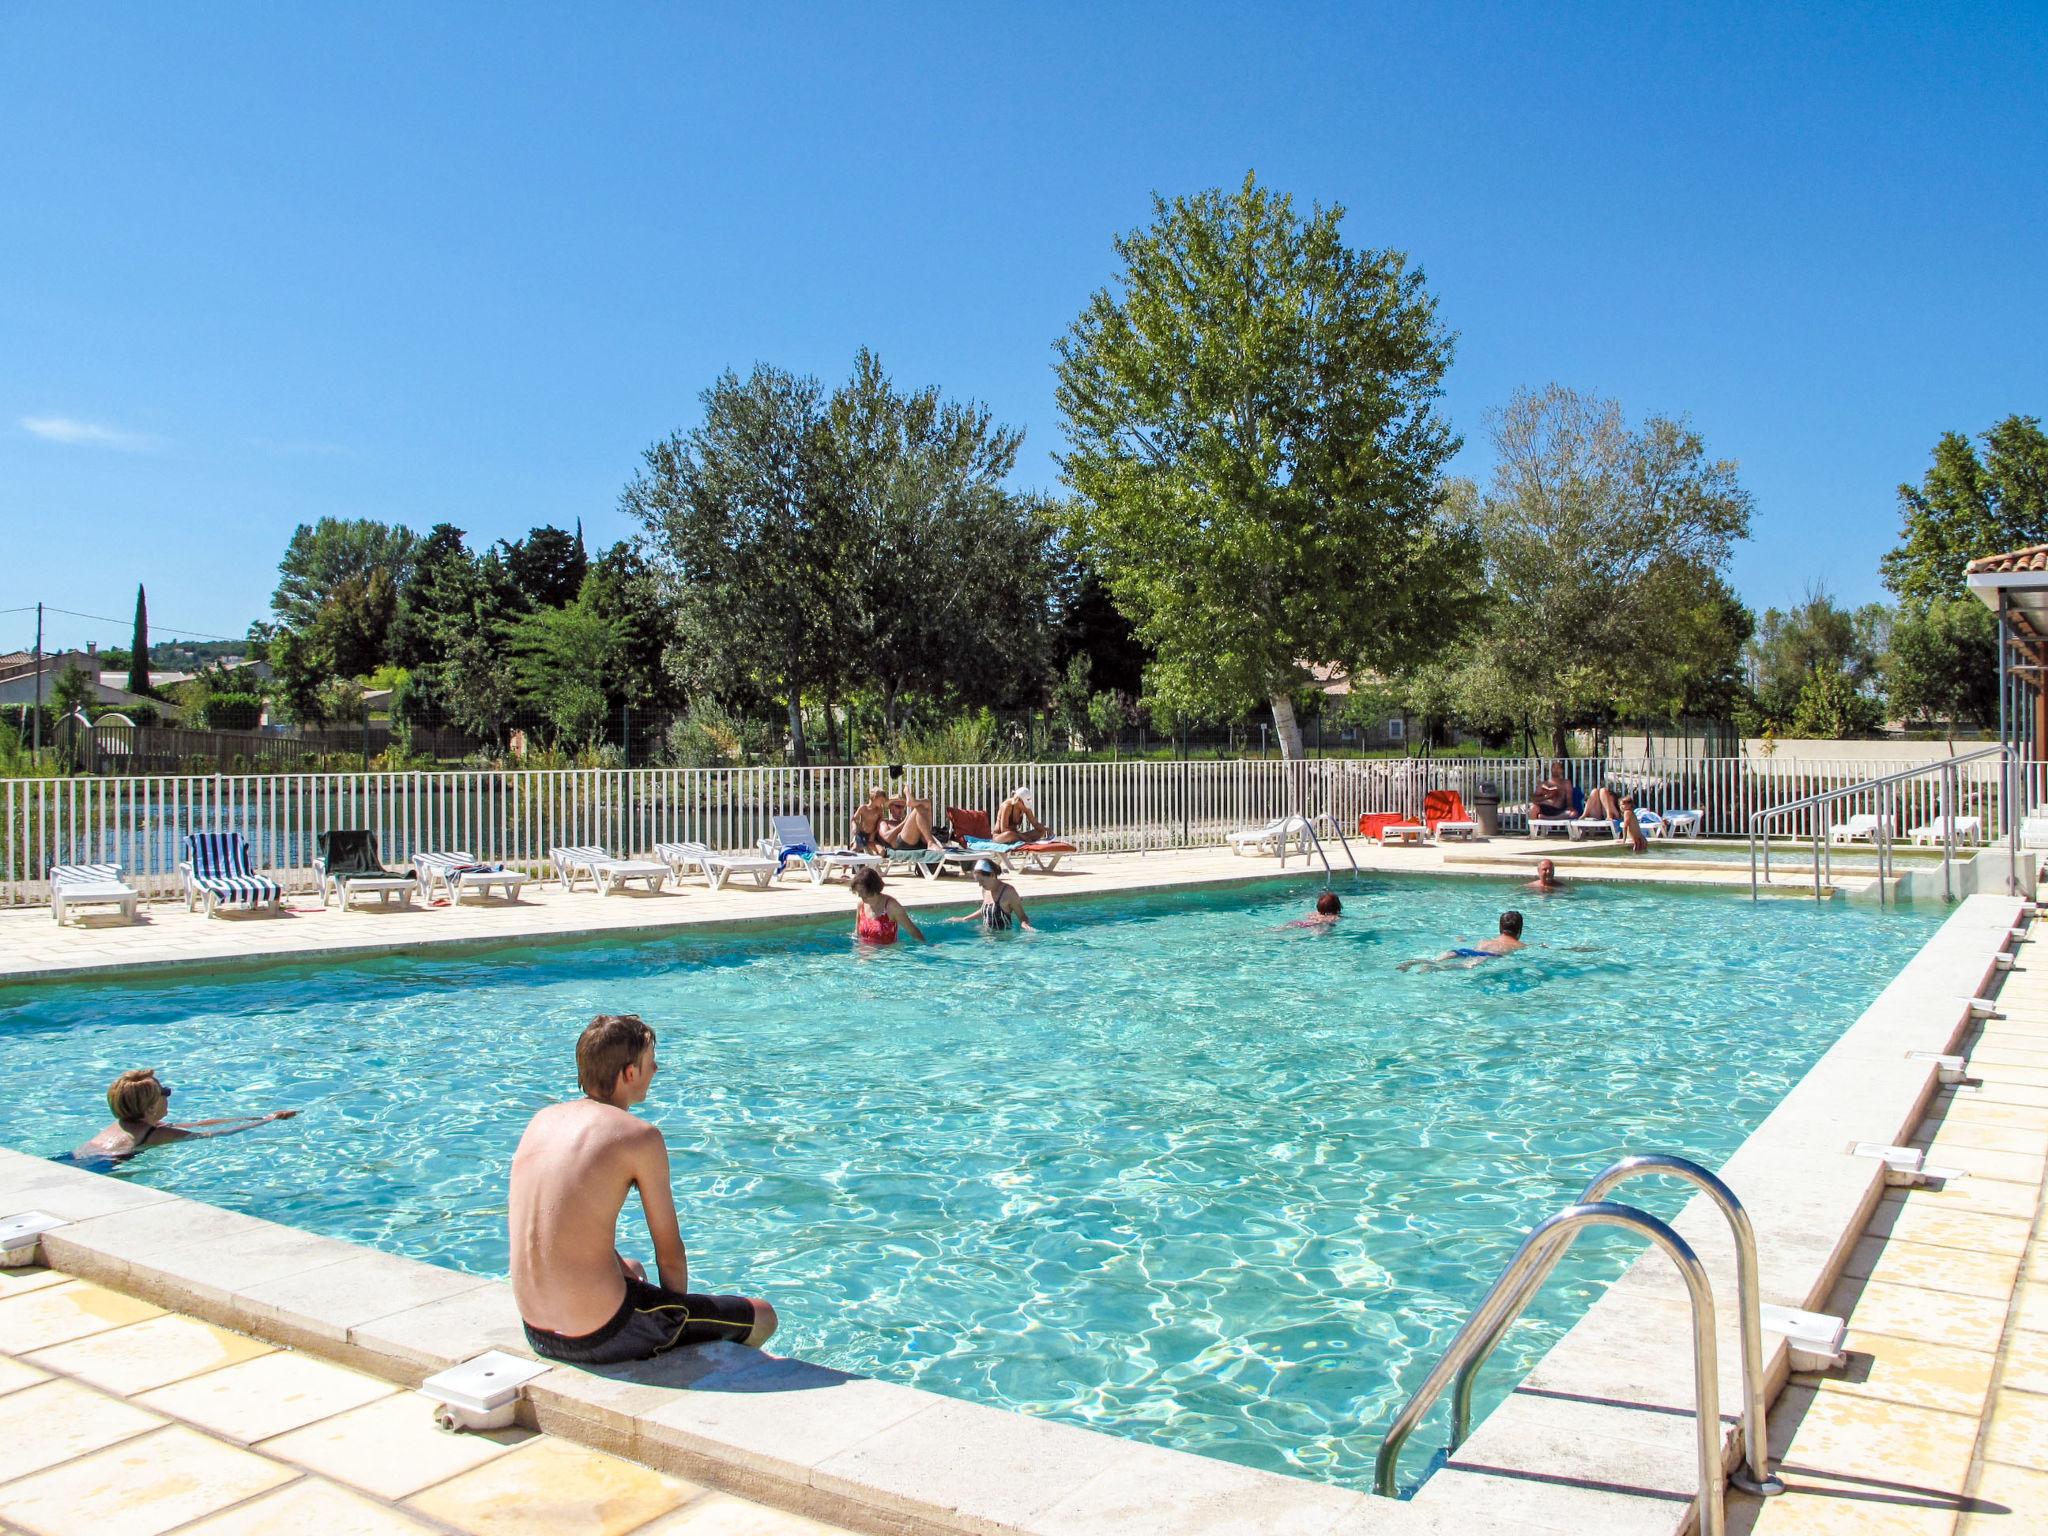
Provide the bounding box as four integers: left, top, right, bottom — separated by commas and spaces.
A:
74, 1069, 297, 1162
1284, 891, 1343, 929
879, 789, 944, 851
1525, 859, 1565, 894
1530, 761, 1573, 823
850, 789, 890, 852
946, 858, 1033, 932
510, 1014, 778, 1367
992, 787, 1052, 845
1398, 910, 1526, 970
850, 867, 927, 945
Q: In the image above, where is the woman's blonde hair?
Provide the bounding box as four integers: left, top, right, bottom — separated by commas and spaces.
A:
107, 1068, 166, 1122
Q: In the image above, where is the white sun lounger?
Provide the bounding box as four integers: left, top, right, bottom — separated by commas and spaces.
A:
655, 841, 778, 891
1908, 815, 1983, 845
1659, 810, 1704, 836
1227, 817, 1310, 862
413, 853, 529, 905
1378, 822, 1429, 846
1526, 817, 1582, 838
51, 862, 139, 925
1829, 814, 1893, 844
763, 815, 885, 886
885, 845, 949, 881
550, 845, 667, 895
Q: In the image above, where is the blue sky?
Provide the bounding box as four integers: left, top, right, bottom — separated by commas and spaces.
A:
3, 3, 2044, 654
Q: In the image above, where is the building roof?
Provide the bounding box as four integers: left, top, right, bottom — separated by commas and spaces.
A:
1965, 545, 2048, 575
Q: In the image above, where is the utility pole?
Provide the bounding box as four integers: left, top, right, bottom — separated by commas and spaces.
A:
32, 602, 43, 759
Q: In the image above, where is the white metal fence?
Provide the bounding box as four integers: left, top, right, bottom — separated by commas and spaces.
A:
2, 755, 2037, 907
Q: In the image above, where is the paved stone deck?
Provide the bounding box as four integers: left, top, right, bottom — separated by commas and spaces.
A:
1731, 923, 2048, 1535
0, 1262, 849, 1536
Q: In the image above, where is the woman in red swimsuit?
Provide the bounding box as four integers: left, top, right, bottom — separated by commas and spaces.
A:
849, 868, 927, 946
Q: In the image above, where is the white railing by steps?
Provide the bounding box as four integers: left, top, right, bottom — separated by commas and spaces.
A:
1, 754, 2038, 906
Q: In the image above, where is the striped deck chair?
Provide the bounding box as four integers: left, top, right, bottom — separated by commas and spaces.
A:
180, 832, 283, 917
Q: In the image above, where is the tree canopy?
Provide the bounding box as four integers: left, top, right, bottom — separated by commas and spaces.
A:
271, 518, 418, 632
1053, 173, 1472, 758
1881, 415, 2048, 605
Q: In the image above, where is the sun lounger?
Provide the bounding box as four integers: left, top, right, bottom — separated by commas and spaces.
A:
550, 845, 667, 895
2022, 812, 2048, 852
180, 832, 284, 917
1828, 814, 1893, 844
1227, 817, 1310, 862
1908, 814, 1984, 845
412, 852, 530, 905
654, 841, 777, 891
1378, 821, 1429, 845
315, 830, 418, 911
51, 862, 139, 925
948, 808, 1079, 872
763, 815, 884, 886
884, 845, 948, 881
1424, 790, 1479, 841
1660, 810, 1704, 836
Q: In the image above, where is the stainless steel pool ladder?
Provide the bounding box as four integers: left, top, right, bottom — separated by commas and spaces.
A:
1373, 1154, 1784, 1536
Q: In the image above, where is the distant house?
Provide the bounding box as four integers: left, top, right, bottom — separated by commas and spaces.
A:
0, 646, 174, 716
1301, 661, 1406, 748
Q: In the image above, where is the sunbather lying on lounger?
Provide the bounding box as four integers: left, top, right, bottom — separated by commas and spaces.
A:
74, 1069, 297, 1162
510, 1015, 778, 1366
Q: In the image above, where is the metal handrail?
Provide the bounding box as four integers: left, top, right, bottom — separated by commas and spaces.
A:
1447, 1155, 1783, 1498
1748, 744, 2014, 903
1373, 1201, 1729, 1536
1309, 813, 1362, 878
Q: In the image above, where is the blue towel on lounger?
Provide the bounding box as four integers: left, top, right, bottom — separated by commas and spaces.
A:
776, 843, 814, 872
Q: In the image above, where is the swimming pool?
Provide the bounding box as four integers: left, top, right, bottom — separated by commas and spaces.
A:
0, 875, 1940, 1488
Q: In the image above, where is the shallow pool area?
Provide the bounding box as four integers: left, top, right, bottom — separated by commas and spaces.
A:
0, 874, 1944, 1489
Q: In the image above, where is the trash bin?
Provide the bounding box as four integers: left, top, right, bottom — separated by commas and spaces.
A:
1472, 780, 1501, 838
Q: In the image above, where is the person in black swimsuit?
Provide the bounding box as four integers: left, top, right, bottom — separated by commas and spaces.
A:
73, 1068, 296, 1162
944, 859, 1033, 932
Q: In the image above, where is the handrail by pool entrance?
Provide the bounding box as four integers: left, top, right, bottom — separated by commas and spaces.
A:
1747, 743, 2015, 904
1372, 1199, 1731, 1536
1445, 1153, 1784, 1499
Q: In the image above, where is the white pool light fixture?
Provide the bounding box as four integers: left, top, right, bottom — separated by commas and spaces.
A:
1852, 1142, 1928, 1185
1761, 1303, 1847, 1371
0, 1211, 66, 1267
419, 1349, 551, 1432
1906, 1051, 1970, 1085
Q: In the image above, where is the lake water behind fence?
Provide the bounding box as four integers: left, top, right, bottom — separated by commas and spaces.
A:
3, 754, 2035, 903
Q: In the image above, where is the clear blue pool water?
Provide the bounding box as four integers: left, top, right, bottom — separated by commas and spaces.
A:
0, 875, 1940, 1488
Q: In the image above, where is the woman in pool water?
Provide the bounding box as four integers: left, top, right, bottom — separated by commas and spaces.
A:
849, 867, 927, 946
74, 1068, 297, 1162
1283, 891, 1342, 929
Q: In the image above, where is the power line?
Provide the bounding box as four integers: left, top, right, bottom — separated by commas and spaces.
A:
28, 605, 248, 643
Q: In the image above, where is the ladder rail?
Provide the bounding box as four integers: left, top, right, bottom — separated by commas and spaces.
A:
1446, 1154, 1782, 1498
1372, 1200, 1728, 1536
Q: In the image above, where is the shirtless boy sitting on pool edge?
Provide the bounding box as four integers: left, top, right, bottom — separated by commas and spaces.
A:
509, 1014, 777, 1365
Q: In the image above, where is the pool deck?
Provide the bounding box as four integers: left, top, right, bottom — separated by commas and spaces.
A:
0, 840, 1849, 987
0, 1261, 851, 1536
1730, 928, 2048, 1536
0, 847, 2032, 1535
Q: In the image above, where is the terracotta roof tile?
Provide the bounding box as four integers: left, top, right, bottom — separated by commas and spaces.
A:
1966, 544, 2048, 575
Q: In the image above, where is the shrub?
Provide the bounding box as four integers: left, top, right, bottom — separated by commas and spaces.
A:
661, 702, 776, 767
203, 693, 265, 731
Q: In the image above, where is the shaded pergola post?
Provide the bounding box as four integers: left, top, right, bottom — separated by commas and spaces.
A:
1966, 546, 2048, 893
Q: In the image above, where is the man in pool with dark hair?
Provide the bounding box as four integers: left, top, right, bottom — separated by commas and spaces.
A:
1398, 910, 1526, 971
509, 1014, 778, 1365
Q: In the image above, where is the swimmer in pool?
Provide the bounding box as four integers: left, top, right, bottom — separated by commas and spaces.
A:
73, 1069, 297, 1162
944, 859, 1033, 932
850, 867, 927, 945
1284, 891, 1343, 929
1525, 860, 1565, 894
1398, 910, 1526, 971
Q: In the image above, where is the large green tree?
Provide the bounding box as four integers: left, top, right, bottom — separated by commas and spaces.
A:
1461, 385, 1753, 758
504, 591, 624, 749
1881, 415, 2048, 605
271, 518, 418, 631
1743, 586, 1888, 730
1885, 597, 2000, 739
626, 364, 849, 762
1053, 174, 1472, 759
825, 349, 1054, 732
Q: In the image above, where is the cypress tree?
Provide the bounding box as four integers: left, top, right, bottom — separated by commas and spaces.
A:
128, 585, 150, 696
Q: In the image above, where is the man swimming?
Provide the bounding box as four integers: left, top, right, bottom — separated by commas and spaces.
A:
509, 1014, 777, 1366
1525, 860, 1565, 894
74, 1069, 297, 1162
1398, 910, 1526, 971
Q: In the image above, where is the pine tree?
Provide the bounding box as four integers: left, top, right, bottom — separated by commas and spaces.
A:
127, 585, 151, 696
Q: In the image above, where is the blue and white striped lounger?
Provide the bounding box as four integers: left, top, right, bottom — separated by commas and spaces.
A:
179, 832, 283, 917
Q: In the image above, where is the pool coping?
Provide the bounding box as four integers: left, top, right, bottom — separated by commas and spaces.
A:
0, 880, 2021, 1535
